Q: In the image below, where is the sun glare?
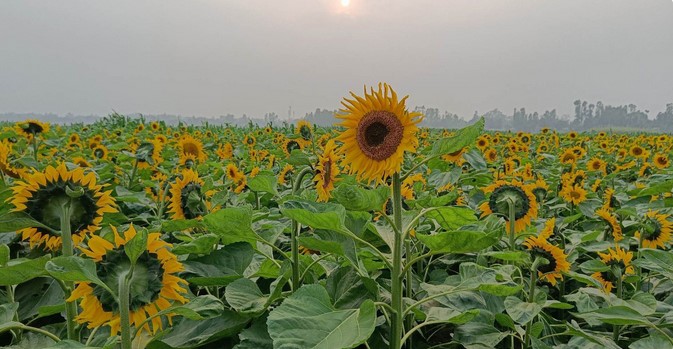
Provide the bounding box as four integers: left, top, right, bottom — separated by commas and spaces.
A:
341, 0, 350, 7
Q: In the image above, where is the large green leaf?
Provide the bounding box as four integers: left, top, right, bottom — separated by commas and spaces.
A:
182, 242, 253, 286
235, 315, 273, 349
203, 207, 256, 245
248, 174, 279, 195
635, 248, 673, 279
225, 278, 271, 315
267, 284, 376, 349
417, 230, 498, 254
325, 267, 377, 309
332, 185, 389, 212
425, 206, 478, 231
45, 256, 105, 286
168, 295, 224, 320
504, 296, 542, 324
0, 212, 51, 233
147, 310, 249, 349
431, 117, 484, 156
574, 306, 651, 326
280, 201, 347, 232
171, 234, 219, 255
0, 255, 50, 286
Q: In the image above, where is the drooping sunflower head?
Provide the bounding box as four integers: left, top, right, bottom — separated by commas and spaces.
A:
335, 83, 423, 183
278, 164, 294, 186
635, 210, 672, 249
178, 135, 207, 163
592, 245, 634, 293
595, 207, 623, 242
133, 140, 164, 169
523, 235, 570, 286
68, 224, 188, 335
531, 178, 549, 203
15, 119, 50, 138
296, 120, 313, 142
484, 148, 498, 163
283, 138, 303, 157
0, 141, 27, 179
479, 180, 538, 234
9, 163, 117, 251
167, 169, 209, 220
314, 140, 340, 202
217, 143, 234, 160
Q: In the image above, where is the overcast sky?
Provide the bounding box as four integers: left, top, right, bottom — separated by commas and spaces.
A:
1, 0, 672, 120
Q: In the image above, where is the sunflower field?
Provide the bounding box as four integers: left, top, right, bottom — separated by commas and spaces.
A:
1, 84, 673, 349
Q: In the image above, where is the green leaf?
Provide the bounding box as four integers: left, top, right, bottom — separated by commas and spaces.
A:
0, 212, 51, 233
286, 149, 311, 166
332, 185, 389, 212
161, 219, 204, 233
235, 315, 273, 349
0, 255, 50, 286
425, 206, 478, 231
267, 284, 376, 349
146, 310, 249, 349
0, 303, 18, 323
635, 248, 673, 280
171, 234, 219, 255
45, 256, 106, 289
280, 200, 347, 232
417, 230, 498, 254
203, 207, 257, 245
124, 227, 148, 265
574, 306, 652, 326
168, 295, 224, 320
627, 179, 673, 197
629, 333, 672, 349
431, 117, 484, 156
425, 308, 479, 324
182, 242, 254, 286
482, 251, 529, 262
248, 174, 279, 195
325, 267, 377, 309
0, 244, 10, 266
225, 278, 270, 315
504, 296, 542, 324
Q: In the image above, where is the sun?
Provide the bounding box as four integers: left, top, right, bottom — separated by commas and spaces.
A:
341, 0, 350, 7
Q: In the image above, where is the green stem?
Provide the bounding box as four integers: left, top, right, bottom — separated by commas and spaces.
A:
128, 158, 139, 189
524, 257, 542, 348
405, 239, 414, 349
290, 167, 314, 292
613, 274, 623, 343
119, 267, 134, 349
507, 198, 517, 250
390, 173, 404, 349
60, 204, 78, 341
156, 181, 171, 220
0, 324, 60, 343
32, 136, 39, 162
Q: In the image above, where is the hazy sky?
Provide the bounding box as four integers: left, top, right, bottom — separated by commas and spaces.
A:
1, 0, 672, 120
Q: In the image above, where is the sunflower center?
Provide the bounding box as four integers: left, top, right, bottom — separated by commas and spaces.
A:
356, 111, 404, 161
531, 247, 557, 274
489, 185, 530, 220
26, 181, 97, 234
93, 249, 164, 313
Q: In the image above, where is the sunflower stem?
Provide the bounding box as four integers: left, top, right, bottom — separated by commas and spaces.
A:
128, 158, 139, 189
524, 257, 542, 348
391, 172, 404, 349
507, 198, 517, 251
32, 135, 39, 161
289, 167, 314, 292
119, 267, 134, 349
59, 203, 78, 341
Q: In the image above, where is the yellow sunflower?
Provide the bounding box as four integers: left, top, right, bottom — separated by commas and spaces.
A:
133, 140, 164, 169
178, 135, 207, 163
68, 224, 188, 335
278, 164, 294, 186
653, 154, 670, 169
591, 246, 634, 294
217, 143, 234, 160
479, 180, 538, 234
243, 134, 256, 148
523, 224, 570, 286
15, 119, 50, 138
635, 210, 672, 249
9, 163, 117, 251
0, 141, 27, 179
335, 83, 423, 183
587, 158, 606, 174
484, 148, 498, 163
282, 138, 303, 157
167, 169, 210, 220
314, 140, 339, 202
595, 207, 623, 242
93, 145, 109, 160
559, 184, 587, 205
296, 120, 313, 142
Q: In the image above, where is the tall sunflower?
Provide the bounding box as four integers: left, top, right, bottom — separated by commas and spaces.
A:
335, 83, 423, 183
15, 119, 50, 139
523, 226, 570, 285
595, 207, 623, 242
479, 180, 538, 234
167, 169, 210, 220
283, 138, 303, 157
296, 120, 313, 143
314, 140, 339, 202
635, 210, 672, 249
9, 163, 117, 251
559, 183, 587, 205
591, 246, 634, 294
68, 225, 188, 335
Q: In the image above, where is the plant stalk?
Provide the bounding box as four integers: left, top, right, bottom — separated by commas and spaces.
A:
60, 204, 78, 341
390, 173, 404, 349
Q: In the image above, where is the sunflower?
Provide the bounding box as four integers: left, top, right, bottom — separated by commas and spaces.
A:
9, 163, 117, 251
484, 148, 498, 163
72, 157, 92, 168
523, 228, 570, 285
296, 120, 313, 142
225, 163, 245, 183
217, 143, 234, 160
134, 140, 164, 169
442, 147, 467, 164
0, 141, 27, 179
635, 210, 672, 249
479, 180, 538, 234
68, 224, 188, 335
243, 134, 256, 148
560, 149, 577, 165
15, 119, 49, 138
167, 169, 210, 220
283, 138, 303, 157
335, 83, 423, 183
530, 178, 549, 203
653, 154, 670, 169
591, 246, 634, 294
150, 121, 161, 131
476, 136, 489, 151
559, 184, 587, 205
69, 133, 81, 144
314, 140, 339, 202
264, 126, 273, 134
629, 145, 647, 159
587, 158, 606, 173
178, 135, 207, 163
93, 145, 109, 160
278, 164, 294, 186
595, 207, 623, 242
